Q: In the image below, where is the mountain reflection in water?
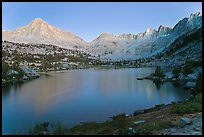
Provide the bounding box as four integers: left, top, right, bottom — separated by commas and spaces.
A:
2, 68, 191, 134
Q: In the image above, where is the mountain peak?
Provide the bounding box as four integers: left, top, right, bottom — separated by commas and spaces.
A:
98, 32, 113, 38
188, 11, 202, 21
29, 18, 48, 27
190, 12, 202, 18
158, 25, 172, 35
32, 18, 46, 23
145, 28, 157, 36
101, 32, 112, 35
145, 28, 156, 33
3, 18, 87, 48
158, 25, 172, 30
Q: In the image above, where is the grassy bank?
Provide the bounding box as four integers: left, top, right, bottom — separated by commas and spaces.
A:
25, 93, 202, 135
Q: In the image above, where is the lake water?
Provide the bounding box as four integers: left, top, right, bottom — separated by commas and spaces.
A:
2, 68, 192, 134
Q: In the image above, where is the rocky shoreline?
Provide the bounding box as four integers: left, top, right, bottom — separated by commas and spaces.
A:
25, 65, 202, 135
141, 66, 202, 91
2, 75, 40, 84
25, 93, 202, 135
161, 112, 202, 135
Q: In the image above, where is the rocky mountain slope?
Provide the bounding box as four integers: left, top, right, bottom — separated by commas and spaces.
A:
141, 25, 202, 68
2, 12, 202, 61
89, 12, 202, 61
2, 18, 89, 50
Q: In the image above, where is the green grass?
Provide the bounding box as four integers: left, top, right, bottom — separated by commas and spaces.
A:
134, 120, 172, 135
67, 113, 129, 135
28, 121, 49, 135
171, 93, 202, 114
68, 121, 100, 135
51, 122, 68, 135
111, 113, 126, 121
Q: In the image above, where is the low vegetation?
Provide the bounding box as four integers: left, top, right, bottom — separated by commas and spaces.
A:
25, 92, 202, 135
134, 120, 172, 135
28, 122, 49, 135
172, 67, 181, 78
171, 93, 202, 114
2, 60, 27, 82
153, 66, 165, 78
195, 73, 202, 93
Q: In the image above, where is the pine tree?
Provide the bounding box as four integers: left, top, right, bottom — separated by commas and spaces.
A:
195, 73, 202, 93
154, 66, 164, 78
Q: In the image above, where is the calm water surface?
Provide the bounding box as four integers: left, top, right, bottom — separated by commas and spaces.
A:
2, 68, 191, 134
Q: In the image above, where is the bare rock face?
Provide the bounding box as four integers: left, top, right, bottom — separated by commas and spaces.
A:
90, 12, 202, 61
183, 82, 196, 89
179, 117, 192, 127
2, 12, 202, 61
2, 18, 89, 50
158, 25, 172, 35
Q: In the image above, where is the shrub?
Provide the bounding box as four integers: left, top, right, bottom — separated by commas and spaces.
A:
154, 66, 165, 78
112, 113, 126, 121
186, 60, 202, 67
183, 60, 202, 76
52, 122, 67, 135
195, 73, 202, 93
2, 61, 10, 79
171, 93, 202, 114
182, 64, 193, 75
28, 121, 49, 135
70, 121, 99, 134
172, 67, 181, 78
135, 120, 172, 135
